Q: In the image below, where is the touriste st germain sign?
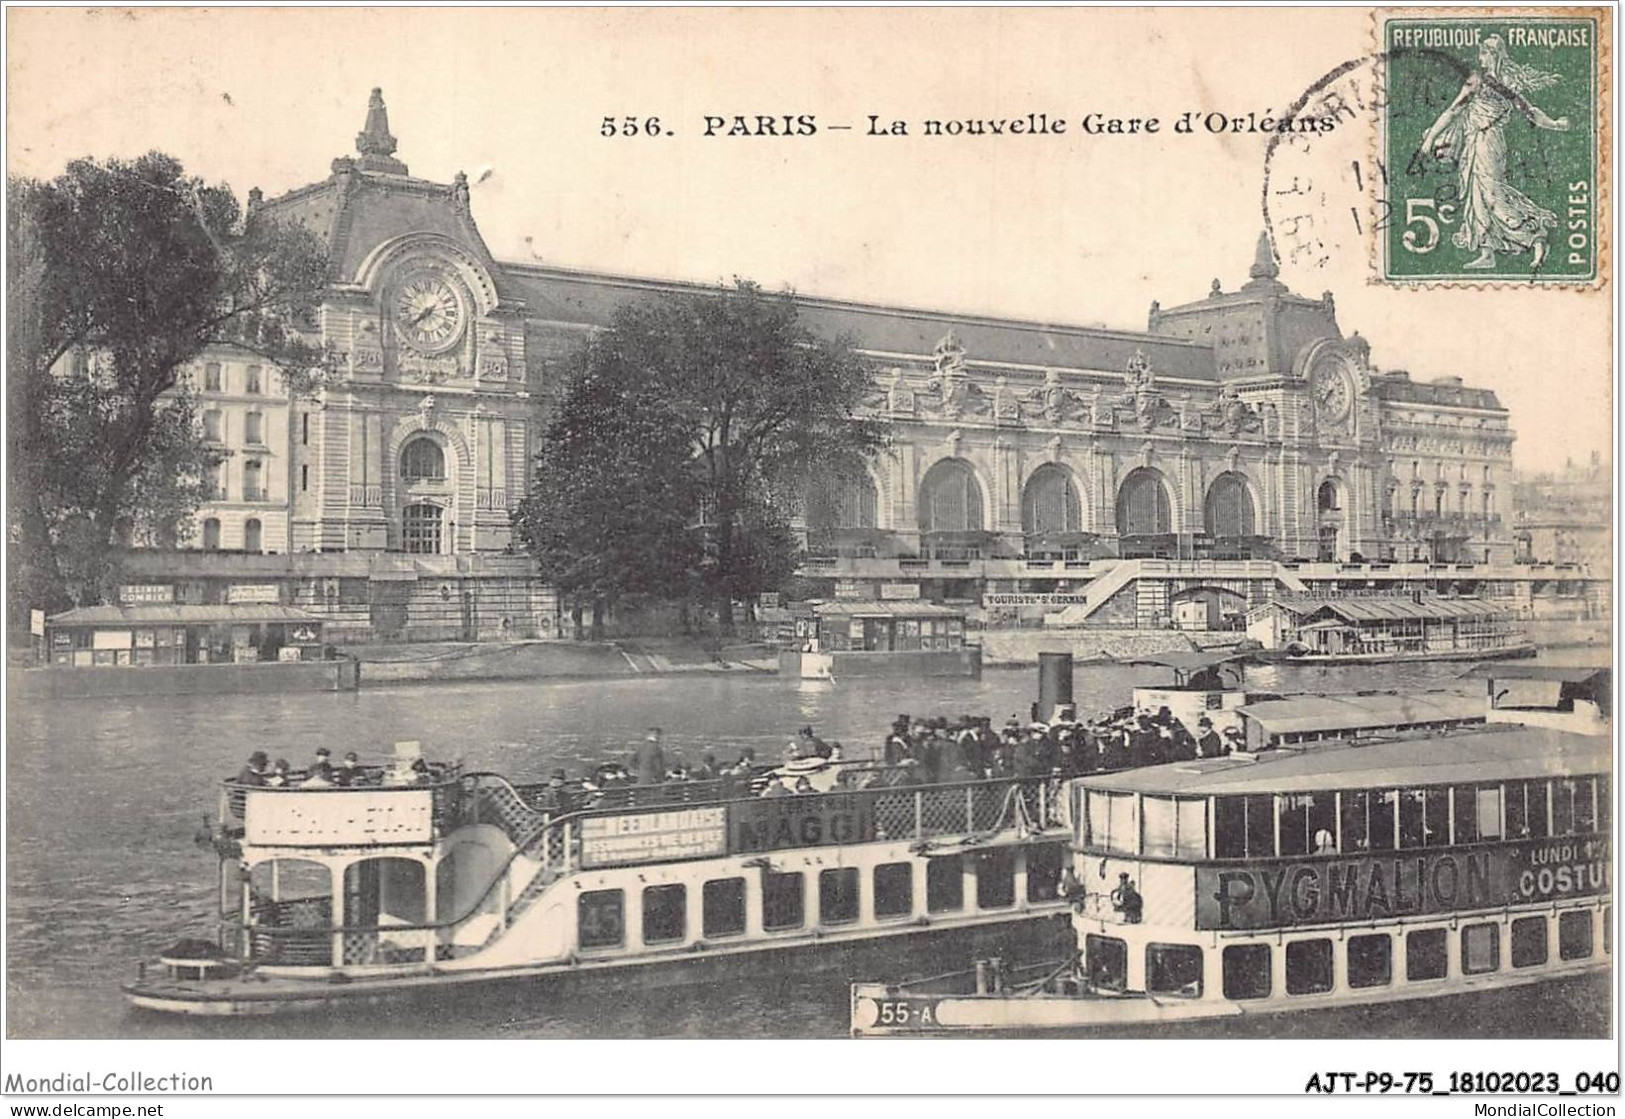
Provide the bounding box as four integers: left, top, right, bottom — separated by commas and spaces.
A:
1195, 837, 1610, 931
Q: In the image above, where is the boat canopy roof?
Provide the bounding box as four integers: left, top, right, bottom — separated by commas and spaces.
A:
1114, 648, 1258, 672
1461, 661, 1610, 684
1237, 691, 1480, 735
1267, 594, 1507, 622
1075, 725, 1608, 797
48, 604, 325, 627
811, 600, 963, 619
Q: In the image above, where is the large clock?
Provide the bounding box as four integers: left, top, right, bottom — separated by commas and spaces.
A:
1313, 361, 1353, 424
393, 273, 465, 354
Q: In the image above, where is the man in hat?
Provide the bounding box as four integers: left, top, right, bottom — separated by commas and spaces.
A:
302, 760, 335, 788
311, 745, 333, 772
237, 751, 269, 787
636, 728, 666, 785
335, 751, 365, 787
1195, 717, 1224, 759
884, 717, 912, 766
1110, 872, 1143, 924
1222, 726, 1245, 755
540, 769, 572, 815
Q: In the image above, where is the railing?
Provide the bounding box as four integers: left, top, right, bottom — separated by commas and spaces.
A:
223, 764, 466, 834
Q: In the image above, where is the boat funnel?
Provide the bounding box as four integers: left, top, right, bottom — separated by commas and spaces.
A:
1034, 652, 1074, 724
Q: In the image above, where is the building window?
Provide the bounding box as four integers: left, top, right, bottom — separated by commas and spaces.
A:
918, 458, 982, 534
873, 863, 913, 920
1461, 923, 1500, 974
245, 412, 264, 445
210, 462, 228, 501
1511, 917, 1548, 968
1317, 479, 1340, 512
577, 889, 624, 949
926, 855, 963, 913
1116, 468, 1172, 537
1347, 934, 1392, 988
1286, 939, 1334, 995
1022, 465, 1082, 537
204, 363, 222, 392
1560, 912, 1595, 961
818, 868, 859, 926
975, 848, 1015, 909
245, 365, 262, 395
1146, 944, 1203, 997
244, 518, 262, 554
202, 410, 223, 442
301, 464, 309, 493
1086, 934, 1128, 993
762, 871, 803, 931
642, 884, 685, 945
807, 466, 878, 534
201, 518, 221, 551
243, 460, 264, 502
302, 413, 309, 446
1406, 928, 1448, 981
401, 437, 447, 482
1203, 472, 1256, 538
402, 503, 443, 555
701, 878, 745, 939
1222, 944, 1272, 1000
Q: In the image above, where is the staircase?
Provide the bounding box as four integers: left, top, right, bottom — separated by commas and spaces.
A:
1045, 559, 1143, 627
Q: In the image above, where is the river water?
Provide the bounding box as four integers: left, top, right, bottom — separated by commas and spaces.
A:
5, 659, 1608, 1038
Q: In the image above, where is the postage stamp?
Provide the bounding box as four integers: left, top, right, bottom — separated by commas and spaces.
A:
1376, 8, 1608, 284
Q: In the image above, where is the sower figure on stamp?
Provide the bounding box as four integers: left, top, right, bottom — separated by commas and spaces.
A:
1417, 34, 1570, 270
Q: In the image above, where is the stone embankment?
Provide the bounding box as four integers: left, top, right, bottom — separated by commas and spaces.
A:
351, 638, 776, 686
977, 628, 1243, 667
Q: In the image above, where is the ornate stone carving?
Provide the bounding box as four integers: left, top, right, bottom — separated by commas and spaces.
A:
933, 331, 967, 377
1116, 350, 1175, 432
1205, 382, 1263, 436
1023, 367, 1072, 425
398, 351, 464, 384
886, 368, 916, 416
992, 375, 1021, 423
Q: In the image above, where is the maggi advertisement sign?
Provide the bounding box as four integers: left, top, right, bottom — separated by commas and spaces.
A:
1196, 838, 1610, 931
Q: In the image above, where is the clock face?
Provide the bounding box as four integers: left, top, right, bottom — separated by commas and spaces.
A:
393, 275, 464, 353
1314, 363, 1353, 422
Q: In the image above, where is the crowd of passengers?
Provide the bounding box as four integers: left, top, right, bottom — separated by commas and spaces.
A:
234, 746, 432, 789
230, 705, 1247, 813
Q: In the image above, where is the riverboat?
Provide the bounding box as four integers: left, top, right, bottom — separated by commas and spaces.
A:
851, 665, 1611, 1035
122, 744, 1078, 1016
1246, 594, 1536, 665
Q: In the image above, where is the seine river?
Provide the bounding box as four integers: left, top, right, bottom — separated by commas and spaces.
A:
5, 659, 1607, 1038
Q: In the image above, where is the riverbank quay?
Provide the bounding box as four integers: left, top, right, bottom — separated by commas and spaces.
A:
978, 627, 1242, 667
350, 637, 777, 686
7, 657, 359, 701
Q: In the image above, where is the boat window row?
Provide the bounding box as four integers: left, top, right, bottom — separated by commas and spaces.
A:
576, 847, 1067, 950
1083, 775, 1610, 861
1084, 905, 1610, 999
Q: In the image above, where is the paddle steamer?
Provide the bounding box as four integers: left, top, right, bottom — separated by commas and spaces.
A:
851, 663, 1612, 1035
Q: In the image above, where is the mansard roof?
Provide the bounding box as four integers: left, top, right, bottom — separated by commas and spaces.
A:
500, 262, 1220, 381
1370, 372, 1505, 411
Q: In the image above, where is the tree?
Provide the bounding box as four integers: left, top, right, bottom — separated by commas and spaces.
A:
7, 152, 330, 618
517, 281, 885, 633
513, 348, 703, 640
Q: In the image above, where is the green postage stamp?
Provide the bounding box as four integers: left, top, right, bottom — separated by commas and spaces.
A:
1378, 9, 1608, 284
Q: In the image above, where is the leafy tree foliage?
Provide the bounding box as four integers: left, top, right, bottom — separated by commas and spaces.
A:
7, 152, 330, 616
516, 281, 884, 633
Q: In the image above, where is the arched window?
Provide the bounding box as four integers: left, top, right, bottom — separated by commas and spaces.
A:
401, 438, 446, 482
1116, 468, 1172, 537
806, 466, 878, 534
1022, 465, 1081, 537
403, 503, 443, 554
1317, 480, 1340, 513
1204, 473, 1256, 538
243, 460, 264, 502
202, 518, 221, 550
918, 458, 983, 534
244, 518, 262, 554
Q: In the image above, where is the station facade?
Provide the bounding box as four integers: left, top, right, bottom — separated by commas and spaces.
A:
132, 90, 1539, 641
